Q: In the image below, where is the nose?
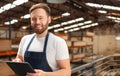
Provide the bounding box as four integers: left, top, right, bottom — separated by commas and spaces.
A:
35, 18, 41, 24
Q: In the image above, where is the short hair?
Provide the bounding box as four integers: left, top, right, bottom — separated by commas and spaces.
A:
29, 3, 51, 16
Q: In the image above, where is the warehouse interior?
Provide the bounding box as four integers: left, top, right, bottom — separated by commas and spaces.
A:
0, 0, 120, 76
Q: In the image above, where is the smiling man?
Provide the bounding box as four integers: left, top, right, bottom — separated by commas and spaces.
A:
13, 3, 71, 76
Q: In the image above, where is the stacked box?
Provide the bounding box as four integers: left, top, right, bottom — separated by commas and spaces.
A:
0, 40, 11, 51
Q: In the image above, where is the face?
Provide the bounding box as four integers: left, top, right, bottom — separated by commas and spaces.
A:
30, 8, 51, 34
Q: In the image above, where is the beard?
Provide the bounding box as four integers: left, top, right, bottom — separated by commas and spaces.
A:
31, 23, 48, 34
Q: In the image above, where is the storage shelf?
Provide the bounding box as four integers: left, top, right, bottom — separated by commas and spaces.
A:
69, 45, 93, 49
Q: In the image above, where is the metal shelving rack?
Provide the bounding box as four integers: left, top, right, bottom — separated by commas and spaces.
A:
71, 54, 120, 76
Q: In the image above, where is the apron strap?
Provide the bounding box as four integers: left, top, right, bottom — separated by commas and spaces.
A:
43, 32, 49, 53
25, 35, 35, 52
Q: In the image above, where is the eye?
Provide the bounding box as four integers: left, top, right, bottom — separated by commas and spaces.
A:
39, 17, 42, 20
39, 17, 44, 20
31, 17, 36, 21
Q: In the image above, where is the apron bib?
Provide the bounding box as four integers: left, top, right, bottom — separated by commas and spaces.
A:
24, 33, 52, 72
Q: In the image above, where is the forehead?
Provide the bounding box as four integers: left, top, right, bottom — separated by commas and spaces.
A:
30, 8, 48, 17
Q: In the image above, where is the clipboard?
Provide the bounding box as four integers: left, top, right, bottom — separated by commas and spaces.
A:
6, 61, 35, 76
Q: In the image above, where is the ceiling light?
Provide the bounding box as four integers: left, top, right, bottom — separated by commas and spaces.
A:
81, 24, 91, 29
52, 16, 61, 20
0, 9, 3, 13
53, 24, 61, 28
4, 19, 18, 25
74, 3, 82, 8
73, 28, 80, 31
4, 22, 10, 25
0, 0, 28, 13
11, 19, 18, 24
117, 18, 120, 20
21, 14, 30, 19
67, 20, 75, 24
49, 17, 85, 30
114, 20, 120, 23
91, 23, 99, 26
81, 23, 99, 29
78, 23, 84, 26
106, 16, 117, 20
61, 22, 68, 26
2, 3, 13, 10
57, 28, 64, 31
68, 29, 73, 32
62, 12, 70, 17
64, 31, 68, 33
98, 10, 107, 14
54, 28, 64, 32
54, 30, 59, 32
48, 26, 53, 30
75, 17, 84, 22
84, 20, 92, 24
116, 36, 120, 40
22, 26, 27, 30
47, 0, 67, 4
86, 3, 103, 8
13, 0, 28, 6
86, 2, 120, 11
64, 27, 70, 30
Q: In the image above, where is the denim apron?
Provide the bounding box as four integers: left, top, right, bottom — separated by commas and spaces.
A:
24, 33, 52, 72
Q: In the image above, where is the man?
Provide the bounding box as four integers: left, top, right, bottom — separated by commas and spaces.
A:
13, 3, 71, 76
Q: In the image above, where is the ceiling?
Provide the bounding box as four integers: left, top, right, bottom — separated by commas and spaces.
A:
0, 0, 120, 33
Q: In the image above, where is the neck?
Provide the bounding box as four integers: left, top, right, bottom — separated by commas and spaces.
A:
36, 30, 48, 38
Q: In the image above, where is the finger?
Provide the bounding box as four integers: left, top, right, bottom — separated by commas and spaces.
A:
12, 58, 22, 62
26, 72, 34, 76
34, 69, 42, 73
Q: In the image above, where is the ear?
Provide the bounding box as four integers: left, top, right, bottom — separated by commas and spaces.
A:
48, 16, 51, 24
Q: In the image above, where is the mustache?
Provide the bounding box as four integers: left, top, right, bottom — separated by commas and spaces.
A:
34, 24, 42, 25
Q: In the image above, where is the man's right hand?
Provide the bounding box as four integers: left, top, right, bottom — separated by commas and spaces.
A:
12, 56, 23, 62
12, 58, 22, 62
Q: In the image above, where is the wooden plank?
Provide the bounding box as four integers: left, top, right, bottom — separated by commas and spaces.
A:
0, 63, 16, 76
0, 50, 17, 57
